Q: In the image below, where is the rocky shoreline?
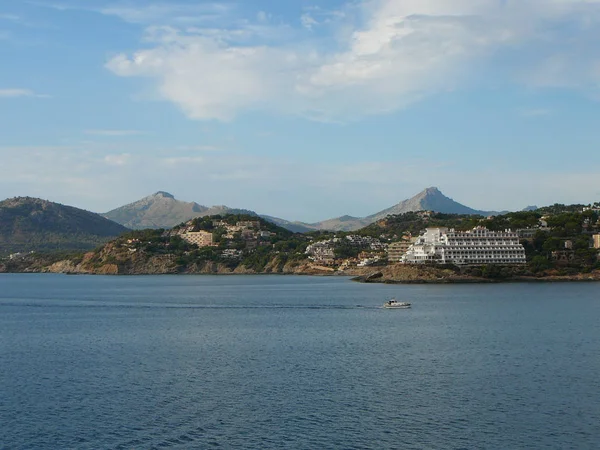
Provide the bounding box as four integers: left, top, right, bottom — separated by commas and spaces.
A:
349, 264, 600, 284
3, 256, 600, 284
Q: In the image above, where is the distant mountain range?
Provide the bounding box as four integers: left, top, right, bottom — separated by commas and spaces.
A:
101, 187, 505, 232
0, 197, 129, 255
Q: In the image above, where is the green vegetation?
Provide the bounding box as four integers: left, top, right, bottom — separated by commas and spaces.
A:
0, 197, 129, 256
78, 214, 310, 273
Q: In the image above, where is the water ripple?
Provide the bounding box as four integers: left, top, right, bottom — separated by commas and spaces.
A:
1, 275, 600, 449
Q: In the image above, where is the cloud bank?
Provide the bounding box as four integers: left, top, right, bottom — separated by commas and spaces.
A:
106, 0, 600, 121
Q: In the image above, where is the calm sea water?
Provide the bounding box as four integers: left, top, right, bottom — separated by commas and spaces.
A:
1, 274, 599, 449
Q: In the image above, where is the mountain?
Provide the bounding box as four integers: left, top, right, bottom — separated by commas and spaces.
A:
368, 187, 491, 220
103, 191, 207, 229
305, 187, 497, 231
104, 192, 259, 230
103, 187, 503, 233
0, 197, 129, 255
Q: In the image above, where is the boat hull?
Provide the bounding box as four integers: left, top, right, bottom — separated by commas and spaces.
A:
383, 301, 411, 309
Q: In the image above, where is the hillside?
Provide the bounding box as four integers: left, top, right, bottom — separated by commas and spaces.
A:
104, 191, 259, 230
0, 197, 129, 255
42, 214, 312, 275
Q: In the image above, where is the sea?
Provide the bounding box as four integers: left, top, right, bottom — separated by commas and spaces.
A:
1, 274, 599, 449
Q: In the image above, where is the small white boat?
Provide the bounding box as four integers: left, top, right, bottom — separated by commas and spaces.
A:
383, 300, 411, 309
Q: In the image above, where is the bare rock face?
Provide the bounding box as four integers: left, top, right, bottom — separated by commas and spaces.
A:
46, 260, 83, 274
97, 264, 119, 275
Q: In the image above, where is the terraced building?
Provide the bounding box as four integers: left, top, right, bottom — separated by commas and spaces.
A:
402, 227, 526, 265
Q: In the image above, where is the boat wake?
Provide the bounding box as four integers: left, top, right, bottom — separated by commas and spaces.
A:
1, 301, 381, 310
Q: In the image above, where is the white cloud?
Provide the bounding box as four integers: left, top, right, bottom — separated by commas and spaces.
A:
162, 156, 204, 165
107, 27, 306, 120
104, 153, 131, 166
520, 108, 554, 118
300, 13, 319, 30
85, 129, 144, 136
105, 0, 600, 122
300, 6, 346, 30
177, 145, 222, 152
0, 14, 20, 22
0, 88, 49, 98
100, 2, 233, 24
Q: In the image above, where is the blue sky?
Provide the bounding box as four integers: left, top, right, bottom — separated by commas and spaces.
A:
1, 0, 600, 222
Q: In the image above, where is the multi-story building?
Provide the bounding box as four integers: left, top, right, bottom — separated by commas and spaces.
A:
593, 234, 600, 249
387, 240, 413, 262
402, 227, 526, 265
180, 231, 214, 248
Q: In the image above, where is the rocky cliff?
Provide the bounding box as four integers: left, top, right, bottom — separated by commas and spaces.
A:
42, 244, 337, 276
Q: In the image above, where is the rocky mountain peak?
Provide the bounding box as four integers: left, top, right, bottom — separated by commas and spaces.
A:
152, 191, 175, 199
423, 187, 441, 196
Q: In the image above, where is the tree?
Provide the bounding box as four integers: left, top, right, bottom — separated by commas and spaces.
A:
530, 256, 552, 272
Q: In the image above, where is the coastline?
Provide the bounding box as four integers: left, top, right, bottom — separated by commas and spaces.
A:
3, 258, 600, 283
347, 264, 600, 284
355, 276, 600, 284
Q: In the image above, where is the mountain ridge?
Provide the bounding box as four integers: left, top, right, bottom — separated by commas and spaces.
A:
299, 187, 499, 231
104, 192, 265, 230
102, 187, 508, 232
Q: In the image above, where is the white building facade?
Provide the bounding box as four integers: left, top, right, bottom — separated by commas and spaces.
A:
402, 227, 526, 265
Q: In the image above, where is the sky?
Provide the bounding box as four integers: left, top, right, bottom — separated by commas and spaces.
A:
1, 0, 600, 222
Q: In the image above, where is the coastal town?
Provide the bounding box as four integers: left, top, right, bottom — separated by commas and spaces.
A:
2, 198, 600, 281
107, 206, 600, 275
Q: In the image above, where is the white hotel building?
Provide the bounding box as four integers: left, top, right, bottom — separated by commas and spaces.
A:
402, 227, 526, 265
